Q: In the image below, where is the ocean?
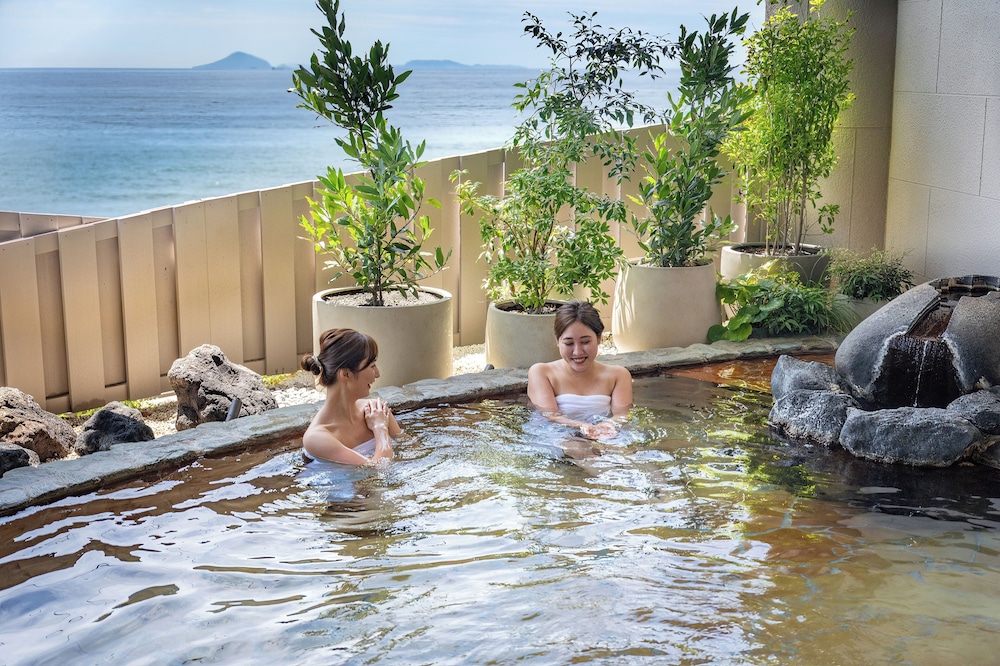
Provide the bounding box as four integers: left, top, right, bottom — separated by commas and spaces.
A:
0, 67, 673, 219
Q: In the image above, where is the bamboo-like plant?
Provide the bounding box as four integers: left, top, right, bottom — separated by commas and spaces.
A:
292, 0, 450, 306
724, 0, 854, 256
630, 10, 752, 268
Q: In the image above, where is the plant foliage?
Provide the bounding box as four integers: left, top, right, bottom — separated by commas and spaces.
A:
629, 10, 752, 268
724, 0, 854, 256
453, 12, 672, 313
292, 0, 450, 306
827, 247, 915, 302
709, 260, 850, 342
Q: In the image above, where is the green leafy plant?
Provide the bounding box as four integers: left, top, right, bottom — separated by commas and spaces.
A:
723, 0, 855, 256
452, 12, 672, 314
827, 247, 915, 302
709, 261, 850, 341
630, 10, 752, 268
292, 0, 450, 306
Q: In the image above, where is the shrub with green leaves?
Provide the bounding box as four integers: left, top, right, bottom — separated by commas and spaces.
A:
723, 0, 854, 256
827, 248, 915, 302
709, 261, 851, 341
292, 0, 450, 306
630, 10, 751, 268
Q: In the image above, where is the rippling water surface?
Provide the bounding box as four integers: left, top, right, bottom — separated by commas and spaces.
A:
2, 374, 999, 664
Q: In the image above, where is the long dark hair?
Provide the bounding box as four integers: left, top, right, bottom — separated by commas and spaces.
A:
300, 328, 378, 387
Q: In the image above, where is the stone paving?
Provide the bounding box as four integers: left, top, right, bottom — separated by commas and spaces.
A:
0, 336, 841, 516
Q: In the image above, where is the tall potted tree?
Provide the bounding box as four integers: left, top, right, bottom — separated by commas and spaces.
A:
721, 0, 854, 285
453, 11, 670, 368
612, 10, 752, 352
292, 0, 452, 389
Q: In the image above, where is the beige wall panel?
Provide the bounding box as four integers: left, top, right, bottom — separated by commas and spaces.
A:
22, 214, 63, 237
96, 229, 126, 388
889, 92, 985, 194
58, 225, 106, 410
938, 0, 1000, 96
455, 149, 502, 345
0, 240, 45, 400
619, 126, 660, 260
238, 200, 265, 363
173, 203, 212, 357
0, 212, 20, 242
982, 98, 1000, 198
846, 128, 892, 251
119, 214, 165, 400
203, 196, 244, 361
36, 247, 67, 400
804, 129, 856, 252
151, 210, 179, 380
418, 156, 462, 338
926, 188, 1000, 278
838, 0, 897, 129
885, 179, 930, 281
895, 0, 941, 93
259, 186, 298, 374
289, 182, 318, 355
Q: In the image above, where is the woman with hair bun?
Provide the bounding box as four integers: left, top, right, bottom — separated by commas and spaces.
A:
527, 301, 633, 446
300, 328, 401, 466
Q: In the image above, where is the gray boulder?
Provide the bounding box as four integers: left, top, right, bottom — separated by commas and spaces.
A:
769, 389, 858, 447
0, 442, 38, 477
168, 344, 277, 431
947, 390, 1000, 435
75, 401, 155, 454
840, 406, 984, 466
770, 354, 845, 402
0, 387, 76, 461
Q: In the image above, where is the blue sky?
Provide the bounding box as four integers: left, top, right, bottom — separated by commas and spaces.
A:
0, 1, 763, 69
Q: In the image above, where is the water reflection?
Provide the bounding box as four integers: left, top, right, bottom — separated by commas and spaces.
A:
0, 373, 998, 664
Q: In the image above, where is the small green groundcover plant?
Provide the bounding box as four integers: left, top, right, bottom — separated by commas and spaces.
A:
827, 248, 915, 303
709, 260, 851, 342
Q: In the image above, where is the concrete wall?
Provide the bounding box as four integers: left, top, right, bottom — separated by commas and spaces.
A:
887, 0, 1000, 282
753, 0, 897, 255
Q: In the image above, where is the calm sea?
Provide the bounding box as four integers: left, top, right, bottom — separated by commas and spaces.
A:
0, 67, 673, 219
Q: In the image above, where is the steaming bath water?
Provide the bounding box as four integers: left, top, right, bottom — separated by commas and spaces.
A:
1, 373, 999, 664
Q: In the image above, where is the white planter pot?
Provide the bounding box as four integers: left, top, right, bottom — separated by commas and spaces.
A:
611, 261, 721, 352
485, 301, 564, 369
720, 243, 830, 285
312, 286, 453, 389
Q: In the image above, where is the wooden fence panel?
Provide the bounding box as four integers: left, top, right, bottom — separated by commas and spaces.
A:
173, 203, 212, 358
204, 196, 245, 361
237, 193, 265, 370
455, 149, 503, 345
289, 182, 318, 357
58, 224, 106, 410
151, 209, 179, 389
259, 186, 298, 374
0, 239, 45, 401
0, 212, 19, 243
118, 213, 165, 401
95, 221, 126, 398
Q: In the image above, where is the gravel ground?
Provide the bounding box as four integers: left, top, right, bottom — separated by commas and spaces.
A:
71, 340, 618, 439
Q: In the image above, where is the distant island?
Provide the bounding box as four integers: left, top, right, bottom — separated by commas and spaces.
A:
193, 53, 528, 71
402, 59, 532, 70
193, 52, 291, 71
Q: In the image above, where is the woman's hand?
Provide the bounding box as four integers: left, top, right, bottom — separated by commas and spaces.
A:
579, 420, 619, 441
364, 398, 392, 431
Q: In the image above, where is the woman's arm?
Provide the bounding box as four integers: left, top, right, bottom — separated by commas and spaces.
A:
610, 366, 634, 418
364, 399, 395, 463
302, 427, 374, 466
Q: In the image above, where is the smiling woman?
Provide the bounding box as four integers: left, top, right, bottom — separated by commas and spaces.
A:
527, 301, 633, 443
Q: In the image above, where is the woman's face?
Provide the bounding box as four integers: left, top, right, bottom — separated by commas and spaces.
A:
558, 320, 599, 372
354, 357, 380, 393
